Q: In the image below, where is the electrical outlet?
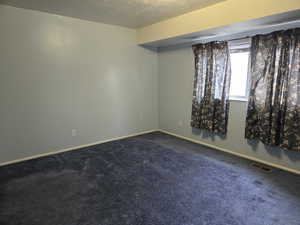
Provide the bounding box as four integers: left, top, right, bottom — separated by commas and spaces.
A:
71, 129, 77, 137
178, 120, 183, 127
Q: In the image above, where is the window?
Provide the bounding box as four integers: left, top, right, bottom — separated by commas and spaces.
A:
229, 39, 250, 101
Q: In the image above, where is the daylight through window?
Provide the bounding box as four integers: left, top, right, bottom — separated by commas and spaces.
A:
229, 51, 250, 100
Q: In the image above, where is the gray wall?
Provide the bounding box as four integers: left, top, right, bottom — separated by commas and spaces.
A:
158, 47, 300, 172
1, 5, 299, 173
0, 5, 158, 164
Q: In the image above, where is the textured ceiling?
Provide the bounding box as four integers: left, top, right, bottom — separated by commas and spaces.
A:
0, 0, 225, 28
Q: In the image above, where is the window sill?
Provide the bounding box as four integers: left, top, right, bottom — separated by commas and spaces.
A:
229, 97, 248, 102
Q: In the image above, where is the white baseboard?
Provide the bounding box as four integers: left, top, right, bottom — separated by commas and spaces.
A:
158, 129, 300, 176
0, 129, 159, 167
2, 128, 299, 176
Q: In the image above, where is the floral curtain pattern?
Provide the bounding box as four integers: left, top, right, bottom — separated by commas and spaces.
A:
191, 41, 231, 134
245, 28, 300, 151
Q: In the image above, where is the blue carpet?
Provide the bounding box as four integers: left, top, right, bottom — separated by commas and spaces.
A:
1, 132, 300, 225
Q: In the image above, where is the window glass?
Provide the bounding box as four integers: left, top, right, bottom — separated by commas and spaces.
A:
229, 51, 249, 99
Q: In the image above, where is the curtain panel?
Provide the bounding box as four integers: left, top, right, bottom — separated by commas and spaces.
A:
245, 28, 300, 151
191, 41, 231, 134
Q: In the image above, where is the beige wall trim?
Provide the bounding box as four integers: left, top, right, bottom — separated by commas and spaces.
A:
138, 0, 300, 44
0, 130, 159, 167
159, 129, 300, 176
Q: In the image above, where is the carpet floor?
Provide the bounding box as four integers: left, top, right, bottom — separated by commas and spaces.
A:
1, 132, 300, 225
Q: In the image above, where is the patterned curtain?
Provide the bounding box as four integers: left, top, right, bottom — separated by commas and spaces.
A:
191, 41, 231, 134
245, 28, 300, 151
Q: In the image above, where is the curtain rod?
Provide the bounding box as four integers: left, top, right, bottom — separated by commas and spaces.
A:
229, 37, 250, 42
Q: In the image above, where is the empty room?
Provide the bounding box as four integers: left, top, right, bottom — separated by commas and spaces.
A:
1, 0, 300, 224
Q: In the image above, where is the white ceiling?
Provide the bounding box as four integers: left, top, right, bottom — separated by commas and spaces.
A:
0, 0, 225, 28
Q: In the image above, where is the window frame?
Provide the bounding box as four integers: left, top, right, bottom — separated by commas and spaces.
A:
228, 38, 251, 102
